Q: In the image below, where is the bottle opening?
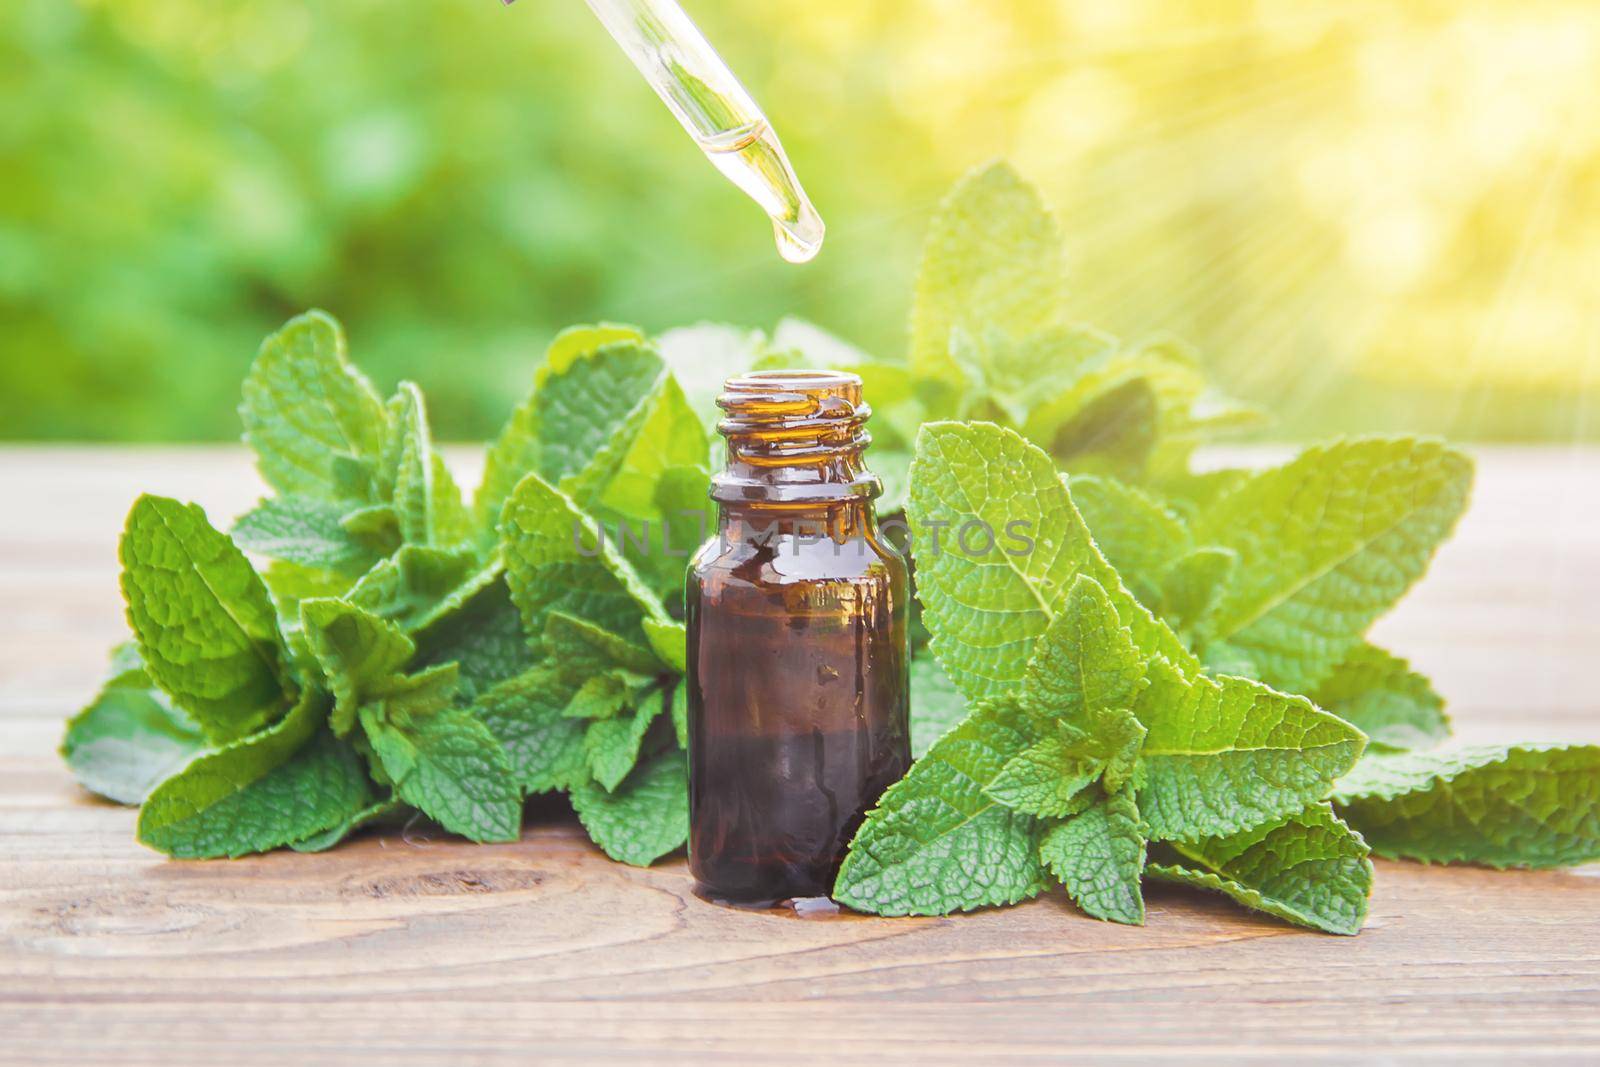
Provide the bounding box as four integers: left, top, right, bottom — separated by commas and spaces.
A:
713, 370, 877, 504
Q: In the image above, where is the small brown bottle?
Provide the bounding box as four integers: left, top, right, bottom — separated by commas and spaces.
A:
686, 370, 910, 904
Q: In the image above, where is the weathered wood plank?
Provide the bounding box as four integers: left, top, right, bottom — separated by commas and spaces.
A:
1, 446, 1598, 1064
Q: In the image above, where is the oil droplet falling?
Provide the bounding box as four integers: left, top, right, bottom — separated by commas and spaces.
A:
698, 119, 825, 264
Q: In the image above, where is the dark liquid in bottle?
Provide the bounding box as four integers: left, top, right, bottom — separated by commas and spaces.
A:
688, 561, 909, 903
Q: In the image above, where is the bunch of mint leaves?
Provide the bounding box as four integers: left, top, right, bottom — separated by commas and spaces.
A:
821, 164, 1600, 934
60, 162, 1600, 937
62, 317, 708, 864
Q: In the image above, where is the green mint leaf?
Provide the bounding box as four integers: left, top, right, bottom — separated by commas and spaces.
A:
289, 798, 402, 853
641, 618, 688, 673
232, 496, 388, 575
545, 611, 663, 684
1067, 474, 1192, 608
1022, 574, 1148, 728
655, 322, 776, 431
834, 696, 1047, 916
670, 680, 689, 749
473, 666, 589, 794
585, 688, 667, 791
261, 560, 352, 623
344, 545, 483, 631
909, 652, 967, 758
1039, 790, 1146, 925
1156, 468, 1253, 517
1028, 338, 1252, 482
120, 494, 291, 744
905, 422, 1195, 704
1045, 377, 1159, 479
951, 324, 1116, 428
1134, 660, 1367, 842
409, 576, 536, 702
910, 161, 1064, 383
1146, 804, 1372, 935
359, 664, 521, 843
381, 383, 472, 548
564, 673, 634, 720
1066, 706, 1147, 794
1191, 438, 1473, 693
137, 691, 373, 859
299, 598, 416, 736
1310, 642, 1450, 752
1157, 545, 1238, 640
501, 473, 668, 654
61, 656, 206, 805
605, 459, 713, 605
570, 749, 689, 866
476, 325, 653, 527
1333, 744, 1600, 868
239, 311, 389, 501
572, 372, 709, 519
985, 723, 1103, 818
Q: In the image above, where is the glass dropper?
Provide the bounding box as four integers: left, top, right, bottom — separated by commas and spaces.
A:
504, 0, 824, 263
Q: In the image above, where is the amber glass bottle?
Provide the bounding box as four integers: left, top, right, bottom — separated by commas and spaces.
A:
686, 370, 910, 904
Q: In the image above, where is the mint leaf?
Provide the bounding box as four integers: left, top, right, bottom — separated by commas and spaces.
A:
137, 691, 373, 859
120, 494, 291, 744
501, 474, 666, 653
986, 723, 1103, 818
670, 680, 689, 749
290, 799, 401, 853
1046, 378, 1158, 479
232, 496, 388, 575
1333, 745, 1600, 868
642, 619, 688, 673
359, 665, 521, 843
409, 577, 536, 701
545, 611, 662, 683
1191, 438, 1472, 693
909, 652, 967, 757
299, 598, 415, 735
1157, 545, 1237, 640
1134, 660, 1366, 842
381, 383, 472, 548
655, 323, 777, 430
906, 422, 1195, 704
585, 688, 666, 791
1067, 474, 1191, 608
834, 696, 1047, 916
951, 324, 1115, 428
1311, 642, 1449, 752
576, 373, 709, 520
61, 657, 206, 804
1019, 342, 1186, 477
910, 162, 1064, 383
473, 666, 589, 794
476, 325, 652, 527
344, 545, 483, 631
985, 575, 1149, 815
570, 749, 689, 866
1146, 804, 1372, 935
564, 673, 633, 720
1022, 574, 1148, 729
1039, 791, 1146, 925
240, 311, 389, 501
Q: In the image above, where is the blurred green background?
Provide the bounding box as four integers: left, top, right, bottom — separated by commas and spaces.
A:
4, 0, 1597, 442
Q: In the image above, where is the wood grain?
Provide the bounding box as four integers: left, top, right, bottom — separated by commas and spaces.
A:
2, 446, 1598, 1065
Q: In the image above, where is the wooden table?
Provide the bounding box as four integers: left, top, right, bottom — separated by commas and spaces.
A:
2, 446, 1598, 1064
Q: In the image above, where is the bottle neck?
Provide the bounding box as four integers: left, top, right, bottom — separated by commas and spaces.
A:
715, 499, 874, 544
712, 370, 881, 507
